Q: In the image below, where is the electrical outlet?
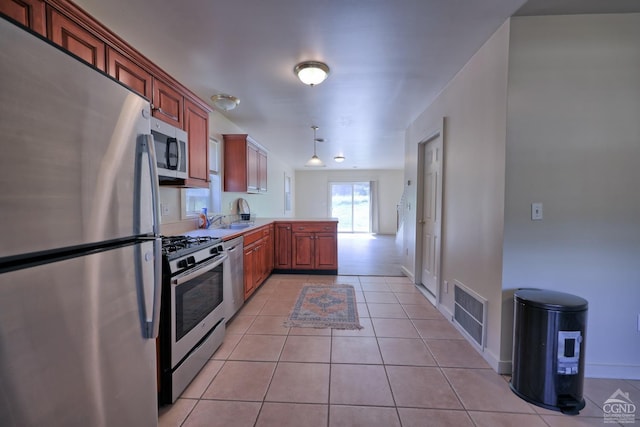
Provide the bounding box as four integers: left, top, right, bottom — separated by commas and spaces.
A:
160, 203, 169, 217
444, 280, 449, 293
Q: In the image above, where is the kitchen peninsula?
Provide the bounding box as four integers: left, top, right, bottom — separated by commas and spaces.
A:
185, 219, 338, 299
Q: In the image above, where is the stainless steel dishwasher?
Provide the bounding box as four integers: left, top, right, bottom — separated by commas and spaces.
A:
223, 236, 244, 321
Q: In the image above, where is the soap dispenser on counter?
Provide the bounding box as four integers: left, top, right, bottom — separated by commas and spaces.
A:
198, 208, 210, 229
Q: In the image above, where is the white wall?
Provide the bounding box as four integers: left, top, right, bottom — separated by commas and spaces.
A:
403, 21, 510, 369
210, 112, 296, 219
295, 169, 404, 235
159, 111, 297, 228
502, 14, 640, 379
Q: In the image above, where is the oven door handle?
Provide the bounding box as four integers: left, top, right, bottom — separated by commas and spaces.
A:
171, 254, 228, 286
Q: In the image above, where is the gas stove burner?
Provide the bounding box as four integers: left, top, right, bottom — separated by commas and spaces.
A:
161, 235, 222, 259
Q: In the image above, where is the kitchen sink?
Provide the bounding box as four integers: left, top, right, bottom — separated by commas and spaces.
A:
228, 222, 253, 229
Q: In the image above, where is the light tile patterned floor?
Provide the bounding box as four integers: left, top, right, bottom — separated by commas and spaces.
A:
159, 275, 639, 427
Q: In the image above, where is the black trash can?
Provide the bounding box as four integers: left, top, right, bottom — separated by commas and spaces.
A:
510, 288, 588, 415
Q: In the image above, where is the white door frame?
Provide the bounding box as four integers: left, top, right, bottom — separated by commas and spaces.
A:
415, 117, 445, 305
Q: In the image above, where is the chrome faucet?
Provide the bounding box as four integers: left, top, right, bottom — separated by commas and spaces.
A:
207, 215, 225, 228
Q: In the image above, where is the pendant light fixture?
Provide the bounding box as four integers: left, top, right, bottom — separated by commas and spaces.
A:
294, 61, 330, 86
305, 125, 325, 167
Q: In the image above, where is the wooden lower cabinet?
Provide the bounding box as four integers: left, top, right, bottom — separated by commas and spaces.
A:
242, 221, 336, 298
243, 225, 273, 300
277, 221, 338, 273
314, 232, 338, 270
274, 223, 292, 269
243, 241, 258, 299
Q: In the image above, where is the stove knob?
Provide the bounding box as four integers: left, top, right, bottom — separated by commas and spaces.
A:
177, 260, 187, 269
210, 247, 219, 255
187, 256, 196, 265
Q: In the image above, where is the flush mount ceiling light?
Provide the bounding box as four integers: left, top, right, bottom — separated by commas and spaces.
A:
210, 94, 240, 111
333, 155, 345, 163
305, 125, 325, 167
294, 61, 330, 86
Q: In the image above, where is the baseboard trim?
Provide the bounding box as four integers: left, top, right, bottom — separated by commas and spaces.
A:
585, 363, 640, 380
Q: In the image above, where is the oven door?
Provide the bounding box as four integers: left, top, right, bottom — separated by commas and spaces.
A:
170, 253, 227, 367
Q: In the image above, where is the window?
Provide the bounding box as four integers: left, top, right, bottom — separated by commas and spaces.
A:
182, 138, 222, 218
330, 182, 371, 233
183, 188, 209, 217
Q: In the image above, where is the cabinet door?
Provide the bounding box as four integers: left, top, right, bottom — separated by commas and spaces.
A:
254, 240, 266, 286
243, 245, 256, 299
152, 78, 183, 128
246, 143, 259, 192
258, 149, 267, 192
184, 98, 209, 184
315, 232, 338, 270
223, 134, 248, 192
291, 232, 314, 269
0, 0, 45, 35
264, 226, 273, 276
48, 7, 105, 70
106, 47, 152, 98
274, 223, 292, 269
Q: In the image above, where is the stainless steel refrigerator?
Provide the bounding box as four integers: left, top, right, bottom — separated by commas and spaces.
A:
0, 17, 161, 427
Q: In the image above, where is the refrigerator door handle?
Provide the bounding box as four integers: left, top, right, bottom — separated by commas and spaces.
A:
143, 134, 161, 236
137, 134, 162, 338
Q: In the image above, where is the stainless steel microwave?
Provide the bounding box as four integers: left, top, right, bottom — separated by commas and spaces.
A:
150, 117, 188, 180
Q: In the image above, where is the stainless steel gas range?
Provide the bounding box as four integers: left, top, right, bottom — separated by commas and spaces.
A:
158, 235, 227, 404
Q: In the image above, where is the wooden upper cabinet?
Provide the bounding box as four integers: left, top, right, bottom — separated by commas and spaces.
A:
152, 78, 183, 128
106, 47, 152, 98
246, 143, 259, 192
184, 98, 209, 185
48, 6, 105, 70
223, 134, 268, 193
0, 0, 46, 35
258, 149, 267, 192
223, 134, 248, 192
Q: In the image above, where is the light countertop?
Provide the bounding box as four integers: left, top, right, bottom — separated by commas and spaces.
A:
183, 218, 338, 240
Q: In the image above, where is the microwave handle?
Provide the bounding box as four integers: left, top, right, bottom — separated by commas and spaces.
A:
167, 137, 178, 170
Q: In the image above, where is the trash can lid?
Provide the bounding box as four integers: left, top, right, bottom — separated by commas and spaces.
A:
514, 288, 588, 312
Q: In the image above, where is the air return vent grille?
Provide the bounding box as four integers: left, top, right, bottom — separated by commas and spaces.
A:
453, 281, 487, 348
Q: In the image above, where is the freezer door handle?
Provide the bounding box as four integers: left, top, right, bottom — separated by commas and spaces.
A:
147, 237, 162, 338
137, 237, 162, 339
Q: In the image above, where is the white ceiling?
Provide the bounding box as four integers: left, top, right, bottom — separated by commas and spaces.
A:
72, 0, 639, 170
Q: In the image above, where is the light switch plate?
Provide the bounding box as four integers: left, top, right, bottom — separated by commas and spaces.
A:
531, 203, 543, 220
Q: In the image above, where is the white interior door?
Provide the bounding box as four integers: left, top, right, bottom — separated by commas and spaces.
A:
420, 134, 442, 297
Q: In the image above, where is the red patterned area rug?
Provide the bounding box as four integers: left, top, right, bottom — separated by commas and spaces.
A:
284, 284, 363, 330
